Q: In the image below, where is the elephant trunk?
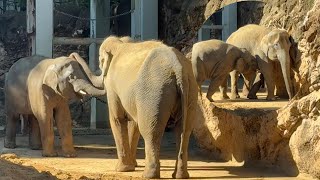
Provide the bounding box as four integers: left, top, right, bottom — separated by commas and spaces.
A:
279, 50, 293, 99
72, 53, 104, 88
72, 79, 106, 97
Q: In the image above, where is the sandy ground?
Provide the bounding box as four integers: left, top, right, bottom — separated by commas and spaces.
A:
0, 131, 311, 180
0, 85, 303, 180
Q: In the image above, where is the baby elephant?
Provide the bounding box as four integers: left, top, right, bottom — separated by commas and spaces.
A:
191, 39, 257, 102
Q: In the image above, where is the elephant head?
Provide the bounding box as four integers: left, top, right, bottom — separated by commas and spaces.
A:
261, 29, 293, 99
98, 36, 124, 74
42, 57, 105, 99
235, 48, 258, 85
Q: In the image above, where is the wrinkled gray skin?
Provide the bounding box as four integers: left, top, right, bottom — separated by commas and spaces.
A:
226, 24, 294, 100
191, 39, 257, 102
4, 55, 106, 157
99, 36, 198, 179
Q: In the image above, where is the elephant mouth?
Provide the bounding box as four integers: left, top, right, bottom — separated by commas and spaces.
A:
74, 90, 86, 99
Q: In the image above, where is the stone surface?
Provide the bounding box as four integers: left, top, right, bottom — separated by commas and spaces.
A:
189, 0, 320, 179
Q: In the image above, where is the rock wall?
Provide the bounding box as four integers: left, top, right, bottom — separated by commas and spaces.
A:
172, 0, 320, 178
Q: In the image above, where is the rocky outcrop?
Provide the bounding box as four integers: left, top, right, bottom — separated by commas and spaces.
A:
189, 0, 320, 178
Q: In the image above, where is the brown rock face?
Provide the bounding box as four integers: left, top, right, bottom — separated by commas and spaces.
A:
162, 0, 320, 179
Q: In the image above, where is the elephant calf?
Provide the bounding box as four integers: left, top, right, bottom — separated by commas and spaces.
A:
98, 36, 198, 179
191, 39, 257, 102
4, 55, 106, 157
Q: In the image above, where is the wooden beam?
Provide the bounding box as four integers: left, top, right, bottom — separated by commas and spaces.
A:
26, 0, 35, 56
53, 37, 104, 45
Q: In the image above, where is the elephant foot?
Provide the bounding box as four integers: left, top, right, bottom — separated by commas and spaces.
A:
143, 165, 160, 179
62, 151, 77, 158
62, 147, 77, 158
4, 141, 16, 149
206, 95, 214, 102
219, 94, 230, 100
42, 150, 58, 157
266, 95, 276, 101
172, 169, 190, 179
30, 144, 42, 150
230, 93, 240, 99
247, 94, 258, 99
116, 162, 135, 172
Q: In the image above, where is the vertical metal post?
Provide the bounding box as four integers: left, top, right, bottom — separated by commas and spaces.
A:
35, 0, 53, 57
89, 0, 97, 129
222, 3, 237, 41
140, 0, 158, 40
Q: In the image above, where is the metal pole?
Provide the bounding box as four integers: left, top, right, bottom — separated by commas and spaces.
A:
90, 0, 97, 129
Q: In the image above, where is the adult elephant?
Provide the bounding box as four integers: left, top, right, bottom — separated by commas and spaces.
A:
97, 36, 197, 179
226, 24, 295, 100
191, 39, 257, 102
4, 54, 107, 157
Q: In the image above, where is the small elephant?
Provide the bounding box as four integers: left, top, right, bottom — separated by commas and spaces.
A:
226, 24, 296, 100
4, 54, 106, 157
191, 39, 257, 102
98, 36, 197, 179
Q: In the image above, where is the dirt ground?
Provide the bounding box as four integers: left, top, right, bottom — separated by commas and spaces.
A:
0, 131, 310, 180
0, 87, 308, 180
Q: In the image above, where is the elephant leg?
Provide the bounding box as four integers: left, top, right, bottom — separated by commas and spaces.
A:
138, 106, 170, 179
128, 120, 140, 167
207, 74, 230, 102
55, 103, 76, 157
219, 76, 230, 100
260, 63, 276, 100
242, 76, 250, 97
4, 113, 19, 148
29, 115, 42, 150
172, 119, 192, 179
230, 70, 240, 99
247, 73, 264, 99
36, 109, 57, 157
108, 93, 135, 172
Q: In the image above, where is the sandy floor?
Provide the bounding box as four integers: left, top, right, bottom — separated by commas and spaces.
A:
0, 84, 302, 180
0, 131, 310, 180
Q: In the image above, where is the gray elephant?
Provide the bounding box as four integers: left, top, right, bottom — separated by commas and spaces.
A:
191, 39, 257, 102
4, 54, 106, 157
97, 36, 197, 179
225, 24, 296, 100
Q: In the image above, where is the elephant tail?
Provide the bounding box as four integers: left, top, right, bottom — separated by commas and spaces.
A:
172, 48, 195, 135
177, 74, 189, 133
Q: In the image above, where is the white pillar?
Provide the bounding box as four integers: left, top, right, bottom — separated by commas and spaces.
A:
35, 0, 53, 57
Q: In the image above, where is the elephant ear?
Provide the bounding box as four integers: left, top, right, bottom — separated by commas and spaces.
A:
43, 64, 60, 95
235, 58, 246, 73
261, 34, 271, 58
261, 31, 280, 58
100, 50, 113, 76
